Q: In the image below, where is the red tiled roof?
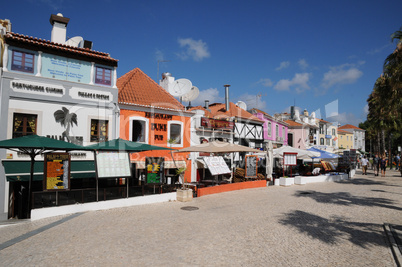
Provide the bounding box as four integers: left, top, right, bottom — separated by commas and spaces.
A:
339, 124, 363, 130
284, 120, 303, 127
318, 118, 331, 124
117, 68, 185, 111
207, 103, 263, 123
337, 129, 352, 134
5, 32, 118, 65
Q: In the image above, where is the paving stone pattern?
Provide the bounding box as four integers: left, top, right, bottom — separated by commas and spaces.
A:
0, 169, 401, 266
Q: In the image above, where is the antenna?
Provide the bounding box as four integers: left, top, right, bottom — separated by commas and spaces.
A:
157, 60, 170, 81
168, 78, 192, 97
182, 86, 200, 102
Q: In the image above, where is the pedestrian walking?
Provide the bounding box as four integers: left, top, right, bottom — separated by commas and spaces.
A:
361, 156, 368, 175
381, 155, 387, 177
373, 154, 380, 176
395, 154, 400, 171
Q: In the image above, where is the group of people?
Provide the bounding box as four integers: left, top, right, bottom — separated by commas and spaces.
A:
370, 154, 401, 177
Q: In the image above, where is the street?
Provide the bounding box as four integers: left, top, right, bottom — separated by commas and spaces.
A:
0, 169, 401, 266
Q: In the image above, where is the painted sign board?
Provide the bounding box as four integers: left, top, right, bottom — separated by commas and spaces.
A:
145, 157, 164, 184
44, 153, 70, 190
203, 156, 231, 176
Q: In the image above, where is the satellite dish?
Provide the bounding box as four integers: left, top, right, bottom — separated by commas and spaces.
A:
236, 101, 247, 110
182, 86, 199, 102
168, 78, 192, 97
65, 36, 84, 48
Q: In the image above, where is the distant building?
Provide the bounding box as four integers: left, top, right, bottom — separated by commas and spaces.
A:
338, 124, 366, 151
337, 129, 354, 149
249, 108, 288, 148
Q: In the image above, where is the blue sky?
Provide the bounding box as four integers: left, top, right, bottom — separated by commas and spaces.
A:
4, 0, 402, 126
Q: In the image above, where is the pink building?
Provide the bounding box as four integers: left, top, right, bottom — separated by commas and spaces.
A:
250, 109, 288, 148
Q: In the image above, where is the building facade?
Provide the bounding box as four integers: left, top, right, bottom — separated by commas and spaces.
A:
250, 108, 288, 148
337, 129, 354, 149
118, 68, 193, 184
0, 14, 119, 219
338, 124, 366, 151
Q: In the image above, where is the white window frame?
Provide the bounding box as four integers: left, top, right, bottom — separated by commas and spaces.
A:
167, 120, 184, 147
129, 117, 149, 144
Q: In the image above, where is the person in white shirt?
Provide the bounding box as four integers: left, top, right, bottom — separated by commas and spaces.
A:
361, 156, 369, 175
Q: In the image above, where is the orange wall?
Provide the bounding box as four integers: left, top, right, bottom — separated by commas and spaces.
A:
120, 109, 192, 182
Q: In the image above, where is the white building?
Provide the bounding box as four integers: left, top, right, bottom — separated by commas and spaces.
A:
338, 124, 366, 151
0, 14, 119, 219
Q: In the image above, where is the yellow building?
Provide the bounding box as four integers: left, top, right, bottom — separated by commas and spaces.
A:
337, 129, 354, 149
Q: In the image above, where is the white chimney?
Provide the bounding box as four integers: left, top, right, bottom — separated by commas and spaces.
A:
50, 13, 70, 44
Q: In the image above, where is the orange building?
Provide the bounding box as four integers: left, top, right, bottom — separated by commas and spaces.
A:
117, 68, 193, 183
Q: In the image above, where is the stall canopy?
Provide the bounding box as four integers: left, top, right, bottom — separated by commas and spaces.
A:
176, 140, 262, 153
273, 146, 320, 159
307, 147, 340, 159
0, 135, 89, 218
85, 138, 174, 151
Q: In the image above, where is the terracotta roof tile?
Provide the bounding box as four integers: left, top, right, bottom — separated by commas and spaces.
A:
337, 129, 352, 134
284, 120, 304, 127
339, 124, 364, 130
5, 32, 118, 65
117, 68, 185, 111
207, 103, 263, 123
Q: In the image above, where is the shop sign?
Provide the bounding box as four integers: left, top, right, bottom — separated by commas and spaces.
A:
201, 117, 233, 130
325, 135, 332, 139
70, 87, 113, 102
245, 155, 258, 178
146, 157, 164, 184
145, 112, 173, 142
10, 80, 64, 97
203, 156, 231, 176
44, 153, 70, 190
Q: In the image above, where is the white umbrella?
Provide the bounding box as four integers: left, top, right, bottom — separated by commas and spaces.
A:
273, 146, 320, 160
177, 140, 262, 153
266, 141, 274, 180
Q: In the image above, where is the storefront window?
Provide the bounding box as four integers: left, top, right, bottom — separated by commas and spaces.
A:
168, 121, 183, 147
91, 119, 108, 142
320, 138, 324, 145
11, 50, 34, 73
95, 66, 112, 86
13, 113, 37, 138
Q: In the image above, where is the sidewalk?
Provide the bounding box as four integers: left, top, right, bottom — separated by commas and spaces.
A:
0, 169, 401, 266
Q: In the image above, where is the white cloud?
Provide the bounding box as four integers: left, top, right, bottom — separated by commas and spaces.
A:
236, 93, 267, 110
326, 112, 363, 126
275, 61, 290, 71
298, 59, 308, 69
177, 38, 210, 61
192, 88, 223, 106
321, 65, 363, 89
255, 78, 273, 87
363, 104, 369, 115
274, 73, 311, 93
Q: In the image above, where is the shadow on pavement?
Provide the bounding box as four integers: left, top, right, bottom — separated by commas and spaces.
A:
335, 178, 401, 187
279, 210, 386, 248
294, 190, 402, 212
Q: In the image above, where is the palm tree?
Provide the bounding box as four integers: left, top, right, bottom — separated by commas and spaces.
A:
54, 107, 78, 143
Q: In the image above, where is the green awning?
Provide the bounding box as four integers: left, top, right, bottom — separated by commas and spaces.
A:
2, 160, 95, 182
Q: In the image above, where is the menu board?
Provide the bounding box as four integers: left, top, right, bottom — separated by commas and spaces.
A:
284, 153, 297, 166
44, 153, 70, 190
96, 151, 131, 178
146, 157, 164, 184
203, 156, 231, 176
245, 155, 258, 178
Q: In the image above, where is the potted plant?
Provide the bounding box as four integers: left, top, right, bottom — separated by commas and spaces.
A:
176, 167, 193, 202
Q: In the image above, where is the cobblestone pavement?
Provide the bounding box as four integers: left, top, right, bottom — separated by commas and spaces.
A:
0, 169, 401, 266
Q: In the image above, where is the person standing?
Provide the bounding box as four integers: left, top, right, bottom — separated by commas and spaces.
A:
381, 155, 387, 177
373, 154, 380, 176
361, 156, 368, 175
